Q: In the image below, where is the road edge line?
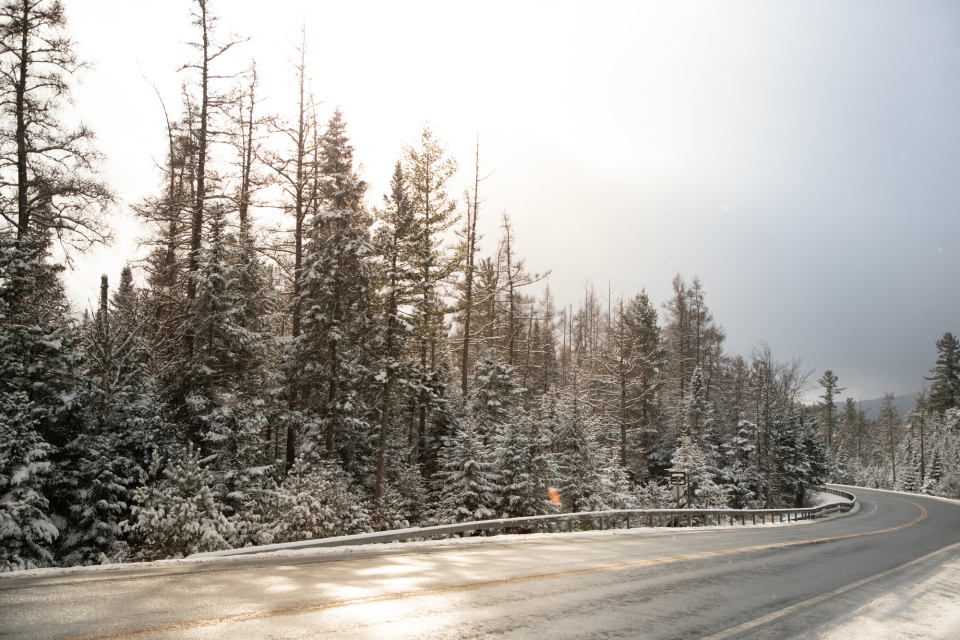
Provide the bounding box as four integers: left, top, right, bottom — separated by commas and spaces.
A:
699, 539, 960, 640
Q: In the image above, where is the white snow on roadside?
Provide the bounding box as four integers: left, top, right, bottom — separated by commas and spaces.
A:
818, 556, 960, 639
811, 492, 849, 506
0, 492, 851, 581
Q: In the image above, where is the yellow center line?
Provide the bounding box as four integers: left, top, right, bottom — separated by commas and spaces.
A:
59, 497, 928, 640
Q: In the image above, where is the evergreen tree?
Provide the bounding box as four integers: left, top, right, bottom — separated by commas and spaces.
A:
434, 418, 496, 523
472, 358, 524, 441
878, 393, 900, 487
0, 390, 57, 571
840, 397, 868, 460
623, 290, 665, 470
927, 333, 960, 411
721, 420, 760, 508
896, 454, 920, 493
800, 420, 830, 501
403, 124, 459, 464
289, 109, 373, 461
492, 413, 551, 519
817, 370, 844, 447
771, 409, 810, 508
670, 433, 725, 510
382, 452, 425, 528
720, 460, 758, 510
589, 298, 646, 472
930, 447, 944, 482
59, 271, 175, 565
0, 234, 82, 569
269, 458, 370, 542
683, 367, 717, 458
372, 162, 418, 512
128, 445, 233, 559
601, 462, 639, 511
555, 384, 606, 512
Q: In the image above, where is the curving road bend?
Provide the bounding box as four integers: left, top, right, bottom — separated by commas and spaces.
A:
2, 486, 960, 639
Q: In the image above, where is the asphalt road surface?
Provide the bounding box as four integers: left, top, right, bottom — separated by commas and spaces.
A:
2, 486, 959, 639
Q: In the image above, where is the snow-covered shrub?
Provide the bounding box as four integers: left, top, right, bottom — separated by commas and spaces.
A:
268, 458, 370, 543
127, 446, 233, 559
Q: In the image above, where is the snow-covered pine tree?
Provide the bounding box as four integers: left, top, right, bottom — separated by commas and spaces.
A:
927, 333, 960, 412
128, 445, 233, 559
601, 461, 639, 512
472, 358, 524, 440
60, 268, 176, 565
555, 383, 606, 513
635, 480, 673, 510
588, 299, 644, 472
720, 460, 758, 509
288, 109, 374, 463
719, 419, 761, 508
382, 452, 425, 529
0, 391, 57, 571
372, 161, 418, 513
492, 413, 551, 519
0, 233, 87, 569
670, 434, 725, 510
896, 454, 921, 493
192, 204, 276, 540
801, 414, 830, 490
930, 447, 944, 482
920, 474, 938, 495
661, 276, 724, 437
622, 289, 665, 458
832, 442, 851, 485
683, 367, 721, 464
268, 457, 371, 542
403, 124, 459, 466
770, 409, 809, 508
434, 417, 496, 523
817, 370, 844, 448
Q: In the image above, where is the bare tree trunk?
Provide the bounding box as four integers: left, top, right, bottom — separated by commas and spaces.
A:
15, 1, 29, 238
186, 0, 211, 357
461, 137, 481, 396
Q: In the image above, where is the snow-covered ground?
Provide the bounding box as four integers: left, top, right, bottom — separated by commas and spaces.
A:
810, 491, 851, 506
0, 492, 852, 581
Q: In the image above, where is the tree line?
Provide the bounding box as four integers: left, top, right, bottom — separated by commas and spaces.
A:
0, 0, 843, 571
819, 333, 960, 496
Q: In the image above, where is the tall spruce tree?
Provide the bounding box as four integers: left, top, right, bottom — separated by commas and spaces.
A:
817, 370, 844, 447
372, 162, 417, 511
927, 333, 960, 411
403, 124, 458, 463
289, 109, 372, 465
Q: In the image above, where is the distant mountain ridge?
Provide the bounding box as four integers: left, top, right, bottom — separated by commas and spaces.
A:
833, 393, 919, 420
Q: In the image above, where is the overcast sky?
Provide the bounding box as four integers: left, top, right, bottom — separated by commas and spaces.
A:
60, 0, 960, 402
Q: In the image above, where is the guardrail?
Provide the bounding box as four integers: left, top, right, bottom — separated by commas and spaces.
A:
191, 485, 856, 559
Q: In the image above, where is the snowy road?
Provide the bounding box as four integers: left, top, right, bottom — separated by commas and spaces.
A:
2, 486, 960, 639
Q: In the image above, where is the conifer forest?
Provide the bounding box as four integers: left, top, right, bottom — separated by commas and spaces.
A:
2, 0, 959, 572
